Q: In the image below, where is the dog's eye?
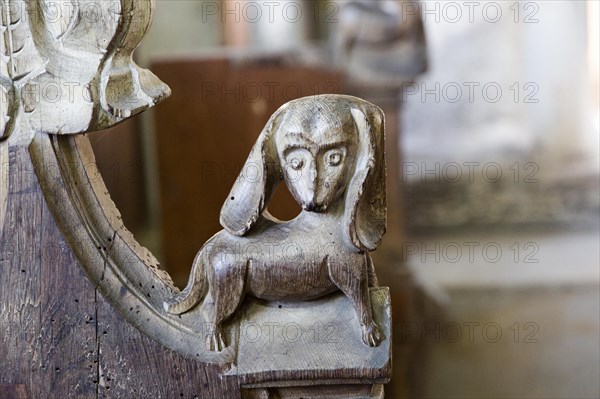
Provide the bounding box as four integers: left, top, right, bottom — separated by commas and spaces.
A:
289, 157, 304, 171
327, 151, 343, 167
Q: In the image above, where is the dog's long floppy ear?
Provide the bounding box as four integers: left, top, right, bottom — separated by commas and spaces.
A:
219, 104, 287, 236
345, 101, 387, 252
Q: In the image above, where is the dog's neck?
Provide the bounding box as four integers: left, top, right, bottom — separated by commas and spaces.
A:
294, 200, 345, 230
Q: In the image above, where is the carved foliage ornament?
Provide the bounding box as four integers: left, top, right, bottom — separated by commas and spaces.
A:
0, 0, 170, 145
1, 0, 169, 238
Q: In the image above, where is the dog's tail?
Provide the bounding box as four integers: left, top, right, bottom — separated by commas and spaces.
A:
163, 249, 208, 315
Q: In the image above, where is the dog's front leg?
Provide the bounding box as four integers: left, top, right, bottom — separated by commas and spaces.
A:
328, 254, 382, 347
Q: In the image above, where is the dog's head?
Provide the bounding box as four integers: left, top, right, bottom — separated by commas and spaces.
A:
220, 95, 386, 252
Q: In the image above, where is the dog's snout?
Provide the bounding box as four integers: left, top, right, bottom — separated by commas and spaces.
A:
303, 200, 327, 213
304, 203, 317, 212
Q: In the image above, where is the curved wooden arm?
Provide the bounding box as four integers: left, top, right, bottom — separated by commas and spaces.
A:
29, 132, 234, 365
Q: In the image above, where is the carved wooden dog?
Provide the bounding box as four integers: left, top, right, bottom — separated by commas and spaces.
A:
164, 95, 387, 352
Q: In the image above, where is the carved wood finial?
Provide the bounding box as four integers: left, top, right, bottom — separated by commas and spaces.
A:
166, 94, 388, 352
0, 0, 170, 145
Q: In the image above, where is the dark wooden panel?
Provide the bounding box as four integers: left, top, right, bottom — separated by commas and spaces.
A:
88, 118, 147, 234
35, 205, 98, 399
152, 57, 345, 286
96, 294, 239, 398
0, 147, 42, 395
0, 385, 28, 399
0, 146, 238, 398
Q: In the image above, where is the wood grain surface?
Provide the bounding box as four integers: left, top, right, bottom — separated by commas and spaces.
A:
1, 143, 393, 398
0, 146, 239, 398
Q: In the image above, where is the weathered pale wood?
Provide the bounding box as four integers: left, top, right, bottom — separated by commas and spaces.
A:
231, 289, 391, 386
242, 384, 384, 399
8, 105, 391, 397
156, 95, 392, 395
0, 0, 170, 144
24, 121, 392, 397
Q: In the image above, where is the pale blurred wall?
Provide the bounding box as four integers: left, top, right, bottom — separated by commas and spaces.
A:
250, 0, 309, 50
400, 0, 599, 231
141, 0, 311, 57
140, 0, 222, 64
132, 0, 223, 247
402, 1, 598, 167
397, 2, 600, 398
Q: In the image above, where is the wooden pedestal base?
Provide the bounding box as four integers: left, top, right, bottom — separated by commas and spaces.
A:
242, 383, 384, 399
229, 289, 391, 395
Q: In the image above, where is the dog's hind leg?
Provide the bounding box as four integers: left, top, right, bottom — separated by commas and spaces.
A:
204, 259, 249, 352
163, 249, 209, 315
328, 254, 382, 347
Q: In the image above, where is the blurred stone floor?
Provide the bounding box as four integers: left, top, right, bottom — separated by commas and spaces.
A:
405, 223, 600, 398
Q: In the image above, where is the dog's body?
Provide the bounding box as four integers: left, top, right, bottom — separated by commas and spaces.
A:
208, 215, 345, 302
165, 95, 386, 352
168, 211, 380, 351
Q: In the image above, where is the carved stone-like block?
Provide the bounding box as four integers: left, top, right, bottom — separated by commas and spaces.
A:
233, 288, 391, 388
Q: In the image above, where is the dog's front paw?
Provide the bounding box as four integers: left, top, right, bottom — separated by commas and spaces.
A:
206, 330, 227, 352
361, 322, 382, 347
